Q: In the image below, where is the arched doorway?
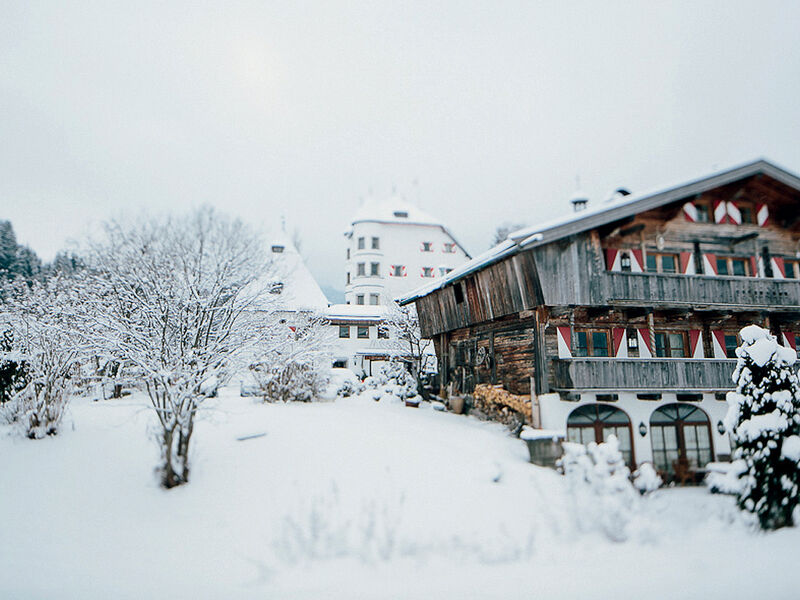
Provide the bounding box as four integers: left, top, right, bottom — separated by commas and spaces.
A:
649, 404, 714, 479
566, 404, 635, 466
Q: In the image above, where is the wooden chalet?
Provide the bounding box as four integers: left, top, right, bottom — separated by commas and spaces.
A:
398, 159, 800, 480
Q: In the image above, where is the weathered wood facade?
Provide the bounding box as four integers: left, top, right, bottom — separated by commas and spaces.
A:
401, 160, 800, 470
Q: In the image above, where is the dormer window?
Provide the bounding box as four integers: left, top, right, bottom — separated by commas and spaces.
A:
271, 245, 285, 253
393, 211, 408, 218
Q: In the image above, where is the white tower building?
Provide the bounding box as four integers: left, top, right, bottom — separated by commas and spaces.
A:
344, 197, 471, 306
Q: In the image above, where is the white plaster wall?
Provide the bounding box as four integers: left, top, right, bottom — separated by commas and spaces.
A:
538, 391, 732, 466
345, 221, 469, 305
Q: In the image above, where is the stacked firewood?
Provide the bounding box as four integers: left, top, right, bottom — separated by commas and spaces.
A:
471, 384, 531, 431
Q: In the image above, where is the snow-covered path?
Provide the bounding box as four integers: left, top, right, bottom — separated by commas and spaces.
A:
1, 389, 797, 599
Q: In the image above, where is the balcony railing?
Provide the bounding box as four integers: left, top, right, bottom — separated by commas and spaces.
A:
601, 272, 800, 309
551, 358, 737, 392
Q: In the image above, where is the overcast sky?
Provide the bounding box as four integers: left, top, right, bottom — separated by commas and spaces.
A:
3, 1, 800, 293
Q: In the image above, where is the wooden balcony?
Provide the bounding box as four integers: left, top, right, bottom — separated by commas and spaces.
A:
601, 272, 800, 310
551, 358, 737, 392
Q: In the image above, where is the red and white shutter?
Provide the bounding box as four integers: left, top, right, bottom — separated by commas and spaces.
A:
612, 328, 627, 358
772, 257, 786, 279
756, 203, 769, 226
637, 328, 653, 358
689, 330, 704, 358
782, 332, 796, 353
605, 248, 621, 272
713, 200, 728, 224
683, 201, 698, 222
749, 256, 758, 278
703, 253, 717, 275
711, 331, 727, 358
557, 327, 572, 358
630, 249, 644, 273
401, 265, 407, 277
679, 252, 696, 275
726, 201, 742, 225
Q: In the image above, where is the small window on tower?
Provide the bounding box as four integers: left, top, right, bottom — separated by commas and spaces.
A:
393, 211, 408, 218
371, 237, 380, 249
370, 262, 380, 276
357, 263, 366, 276
369, 293, 379, 305
357, 237, 365, 249
356, 294, 365, 305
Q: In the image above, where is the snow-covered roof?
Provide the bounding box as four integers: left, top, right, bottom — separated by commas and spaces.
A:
352, 196, 443, 227
398, 158, 800, 305
247, 232, 329, 312
324, 303, 387, 322
350, 196, 472, 259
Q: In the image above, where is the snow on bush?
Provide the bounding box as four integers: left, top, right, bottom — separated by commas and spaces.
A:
373, 360, 418, 402
560, 435, 638, 542
632, 462, 662, 495
706, 460, 748, 496
724, 324, 800, 530
0, 277, 84, 438
250, 314, 331, 403
0, 328, 29, 405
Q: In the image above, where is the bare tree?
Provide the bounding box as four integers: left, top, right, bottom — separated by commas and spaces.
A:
491, 222, 526, 247
82, 206, 268, 488
385, 302, 432, 396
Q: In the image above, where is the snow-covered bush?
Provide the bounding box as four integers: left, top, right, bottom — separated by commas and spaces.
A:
0, 277, 84, 438
723, 324, 800, 530
560, 435, 638, 541
250, 314, 331, 403
336, 377, 363, 398
376, 360, 417, 402
632, 462, 662, 495
705, 459, 748, 496
0, 328, 29, 404
252, 360, 328, 403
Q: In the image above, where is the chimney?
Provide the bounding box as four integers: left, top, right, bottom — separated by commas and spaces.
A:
570, 192, 588, 212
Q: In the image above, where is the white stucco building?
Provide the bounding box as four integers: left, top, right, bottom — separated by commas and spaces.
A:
344, 197, 471, 306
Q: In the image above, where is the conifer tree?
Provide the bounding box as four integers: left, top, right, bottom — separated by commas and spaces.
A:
724, 325, 800, 530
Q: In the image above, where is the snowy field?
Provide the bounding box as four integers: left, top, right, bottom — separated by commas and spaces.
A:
1, 389, 798, 600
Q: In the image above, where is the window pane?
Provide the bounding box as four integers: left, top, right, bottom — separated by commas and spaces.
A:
725, 335, 738, 358
716, 258, 729, 275
575, 332, 589, 357
661, 255, 676, 274
357, 326, 369, 339
669, 333, 685, 358
646, 254, 657, 272
732, 259, 746, 277
655, 333, 667, 358
339, 326, 350, 338
592, 332, 608, 357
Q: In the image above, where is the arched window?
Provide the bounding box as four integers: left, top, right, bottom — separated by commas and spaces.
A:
649, 404, 713, 477
566, 404, 634, 466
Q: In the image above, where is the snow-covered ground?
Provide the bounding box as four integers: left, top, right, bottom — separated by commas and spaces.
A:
1, 389, 798, 599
